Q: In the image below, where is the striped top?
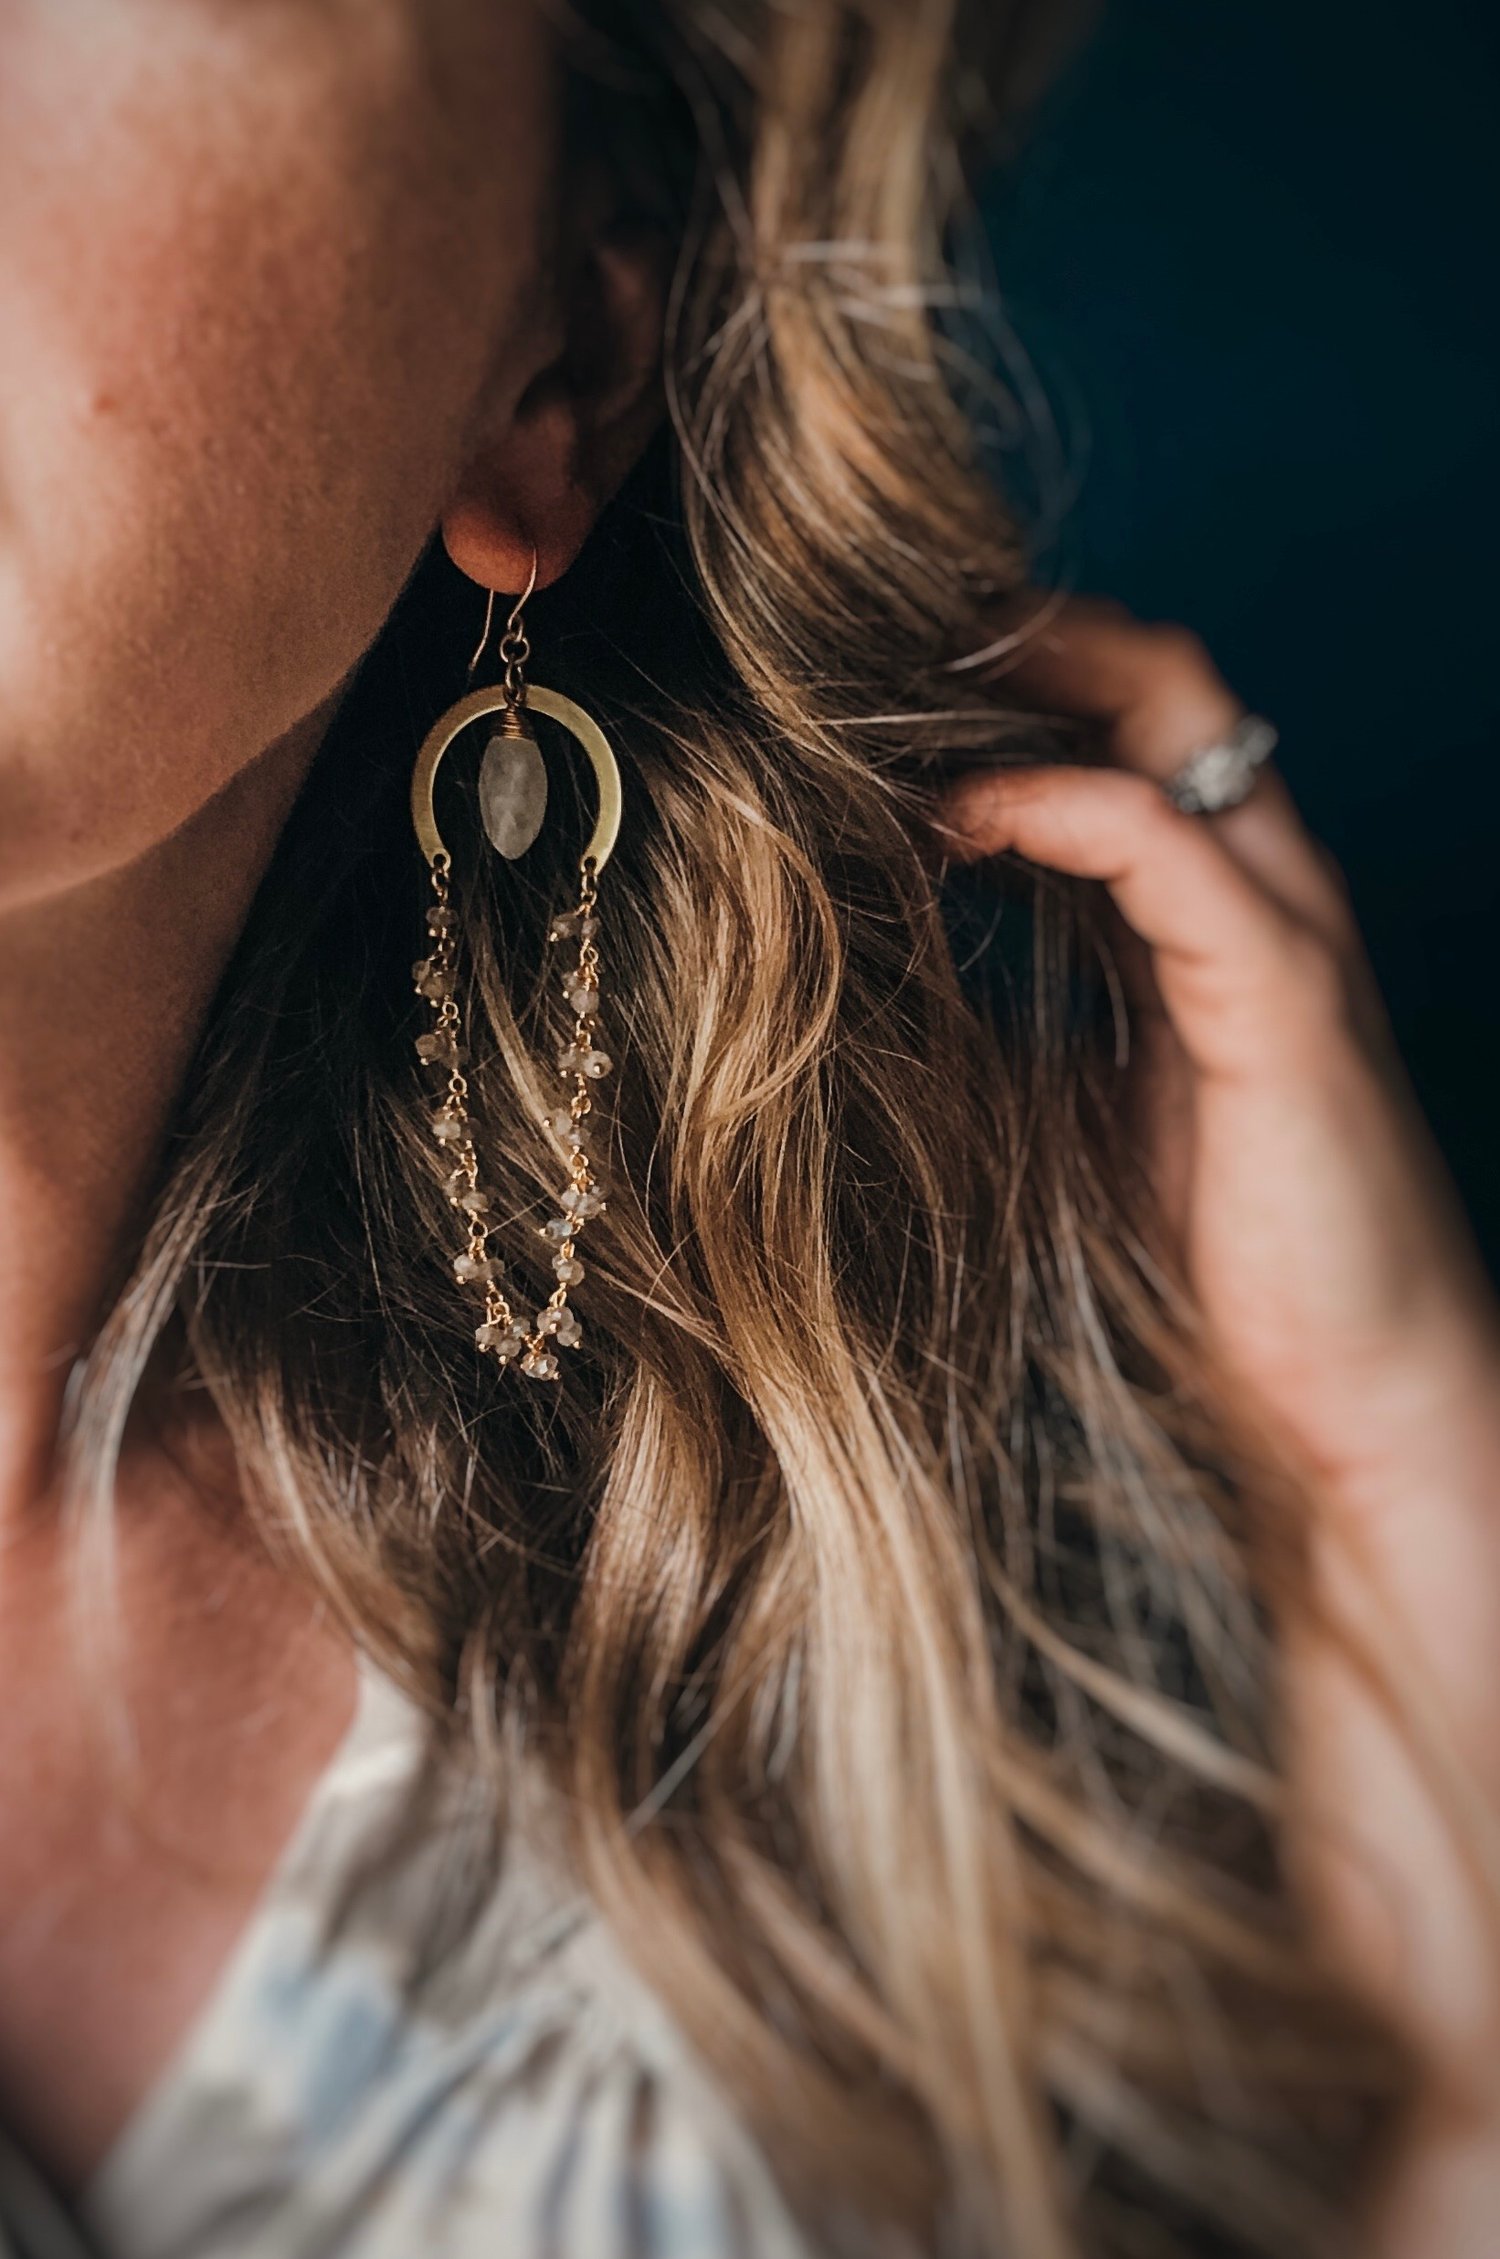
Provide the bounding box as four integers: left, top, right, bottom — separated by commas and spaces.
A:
10, 1663, 876, 2259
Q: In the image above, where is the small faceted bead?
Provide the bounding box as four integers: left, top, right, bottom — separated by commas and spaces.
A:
433, 1114, 466, 1144
415, 1032, 458, 1065
559, 1046, 612, 1079
564, 981, 601, 1016
536, 1306, 582, 1346
426, 905, 455, 933
412, 958, 455, 1001
560, 1185, 605, 1219
546, 1106, 587, 1145
520, 1350, 562, 1382
476, 1320, 526, 1361
454, 1253, 497, 1284
443, 1168, 472, 1199
540, 1216, 575, 1244
553, 1255, 584, 1286
458, 1189, 491, 1216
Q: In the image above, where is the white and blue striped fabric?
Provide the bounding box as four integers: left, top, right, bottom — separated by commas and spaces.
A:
51, 1665, 847, 2259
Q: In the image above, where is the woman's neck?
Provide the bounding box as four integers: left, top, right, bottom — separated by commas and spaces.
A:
0, 709, 330, 1523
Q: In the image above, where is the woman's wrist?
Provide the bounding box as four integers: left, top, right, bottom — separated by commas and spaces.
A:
1308, 1319, 1500, 1747
1276, 1311, 1500, 2147
1365, 2091, 1500, 2259
1309, 1304, 1500, 1506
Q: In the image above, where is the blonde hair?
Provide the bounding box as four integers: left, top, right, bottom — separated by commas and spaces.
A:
70, 2, 1405, 2253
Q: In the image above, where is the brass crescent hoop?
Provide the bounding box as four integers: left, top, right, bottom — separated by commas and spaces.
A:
409, 685, 623, 874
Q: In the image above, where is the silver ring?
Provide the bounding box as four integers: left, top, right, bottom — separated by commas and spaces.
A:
1162, 713, 1279, 816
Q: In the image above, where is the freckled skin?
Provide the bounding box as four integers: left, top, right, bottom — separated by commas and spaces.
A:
0, 0, 559, 906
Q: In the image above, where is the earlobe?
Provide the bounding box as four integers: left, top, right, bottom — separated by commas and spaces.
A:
441, 224, 670, 597
442, 391, 598, 595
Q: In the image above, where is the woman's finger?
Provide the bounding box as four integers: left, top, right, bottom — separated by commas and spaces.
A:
933, 764, 1350, 1086
979, 597, 1360, 957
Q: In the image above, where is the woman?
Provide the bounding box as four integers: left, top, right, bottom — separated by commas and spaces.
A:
0, 2, 1496, 2255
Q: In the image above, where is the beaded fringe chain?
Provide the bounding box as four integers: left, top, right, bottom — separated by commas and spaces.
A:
412, 854, 612, 1382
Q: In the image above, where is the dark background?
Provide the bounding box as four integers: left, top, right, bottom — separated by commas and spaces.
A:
980, 0, 1500, 1267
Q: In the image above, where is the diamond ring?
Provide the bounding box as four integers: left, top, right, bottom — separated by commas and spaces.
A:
1162, 714, 1279, 816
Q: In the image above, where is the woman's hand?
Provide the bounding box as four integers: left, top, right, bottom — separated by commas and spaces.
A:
937, 599, 1498, 1484
932, 599, 1500, 2248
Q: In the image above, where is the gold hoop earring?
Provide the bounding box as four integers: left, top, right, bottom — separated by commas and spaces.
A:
409, 552, 622, 1384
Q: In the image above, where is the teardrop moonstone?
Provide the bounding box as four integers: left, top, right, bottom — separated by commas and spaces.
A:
478, 729, 548, 859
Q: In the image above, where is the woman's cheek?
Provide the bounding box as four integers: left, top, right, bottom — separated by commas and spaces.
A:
0, 0, 543, 901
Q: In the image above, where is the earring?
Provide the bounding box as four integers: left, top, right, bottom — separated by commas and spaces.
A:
408, 553, 623, 1384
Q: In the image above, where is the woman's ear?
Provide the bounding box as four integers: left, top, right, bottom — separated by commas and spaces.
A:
442, 219, 670, 595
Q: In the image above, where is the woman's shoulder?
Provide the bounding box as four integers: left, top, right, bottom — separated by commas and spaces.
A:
77, 1665, 828, 2259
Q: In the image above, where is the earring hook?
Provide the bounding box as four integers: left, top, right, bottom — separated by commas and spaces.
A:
505, 546, 539, 644
465, 590, 497, 686
465, 545, 540, 689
